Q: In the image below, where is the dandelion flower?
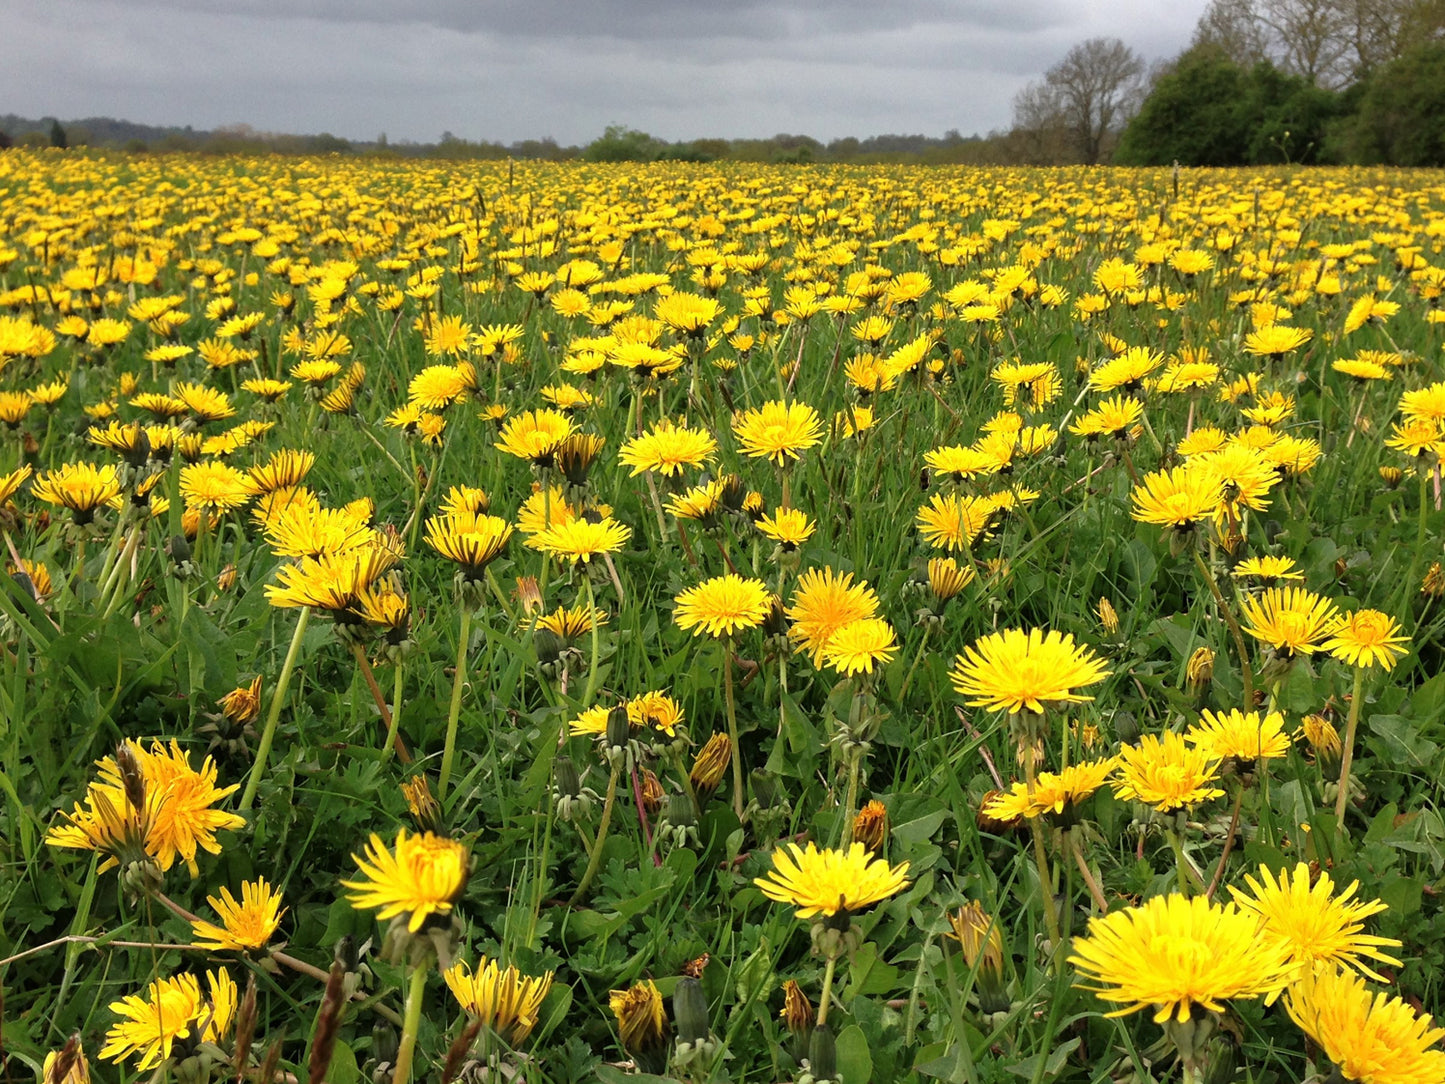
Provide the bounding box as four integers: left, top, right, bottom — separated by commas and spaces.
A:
190, 878, 286, 951
821, 617, 897, 676
101, 969, 236, 1069
342, 828, 468, 932
1285, 965, 1445, 1084
1230, 863, 1402, 979
444, 957, 555, 1045
1241, 587, 1343, 657
1324, 609, 1409, 671
1113, 732, 1223, 811
731, 400, 823, 465
787, 567, 879, 665
1069, 893, 1295, 1023
949, 628, 1110, 715
618, 418, 717, 476
674, 574, 773, 639
754, 841, 910, 919
1184, 709, 1292, 761
984, 758, 1117, 821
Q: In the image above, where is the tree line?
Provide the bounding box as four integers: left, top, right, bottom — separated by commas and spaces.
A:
1013, 0, 1445, 166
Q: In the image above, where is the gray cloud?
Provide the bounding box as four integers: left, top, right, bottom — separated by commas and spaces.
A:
1, 0, 1208, 145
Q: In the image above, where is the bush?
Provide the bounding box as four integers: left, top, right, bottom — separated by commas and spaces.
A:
1348, 43, 1445, 166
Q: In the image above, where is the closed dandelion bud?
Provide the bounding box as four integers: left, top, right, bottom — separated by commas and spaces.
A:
369, 1021, 399, 1084
1186, 646, 1215, 693
852, 800, 889, 855
1169, 524, 1196, 557
515, 574, 543, 617
1379, 465, 1404, 489
402, 775, 443, 835
762, 594, 789, 639
609, 981, 671, 1076
1301, 713, 1342, 761
750, 769, 785, 811
808, 1023, 837, 1082
1097, 596, 1119, 635
639, 769, 665, 816
689, 732, 732, 802
948, 900, 1010, 1013
781, 979, 815, 1038
717, 474, 745, 512
533, 625, 564, 667
1423, 561, 1445, 599
167, 532, 192, 566
672, 975, 711, 1049
554, 754, 582, 802
216, 563, 237, 592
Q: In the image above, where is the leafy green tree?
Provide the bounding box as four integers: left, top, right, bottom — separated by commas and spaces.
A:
582, 125, 663, 162
1348, 42, 1445, 164
1241, 60, 1342, 161
48, 119, 67, 149
1115, 46, 1251, 164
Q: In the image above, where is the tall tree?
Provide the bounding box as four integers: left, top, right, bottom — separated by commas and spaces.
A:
1192, 0, 1270, 65
1257, 0, 1353, 85
1013, 37, 1145, 164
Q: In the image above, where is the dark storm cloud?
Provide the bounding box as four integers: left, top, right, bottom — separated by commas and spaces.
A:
0, 0, 1208, 145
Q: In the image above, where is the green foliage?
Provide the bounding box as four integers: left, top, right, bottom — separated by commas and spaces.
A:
583, 125, 666, 162
1118, 50, 1342, 165
1347, 43, 1445, 166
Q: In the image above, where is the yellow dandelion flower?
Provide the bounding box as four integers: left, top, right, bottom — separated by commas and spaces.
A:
342, 828, 468, 932
754, 841, 910, 919
949, 628, 1110, 716
190, 878, 286, 951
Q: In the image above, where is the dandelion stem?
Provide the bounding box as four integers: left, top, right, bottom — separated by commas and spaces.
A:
240, 605, 311, 813
582, 576, 602, 709
391, 960, 429, 1084
1206, 781, 1246, 899
569, 762, 619, 905
351, 642, 411, 762
1335, 666, 1367, 829
815, 950, 839, 1030
1070, 829, 1108, 914
723, 642, 745, 819
1023, 755, 1062, 952
381, 657, 406, 766
899, 624, 932, 701
438, 605, 473, 803
1190, 548, 1255, 710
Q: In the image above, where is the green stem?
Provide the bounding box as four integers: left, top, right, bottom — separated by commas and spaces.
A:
898, 624, 931, 701
581, 575, 601, 708
723, 642, 745, 819
1190, 548, 1255, 710
569, 763, 619, 905
840, 752, 861, 848
1335, 666, 1367, 829
391, 960, 429, 1084
239, 605, 311, 813
1023, 754, 1062, 951
438, 605, 474, 803
381, 657, 406, 766
815, 951, 839, 1030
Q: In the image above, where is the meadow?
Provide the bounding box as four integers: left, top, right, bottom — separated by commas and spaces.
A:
1, 149, 1444, 1084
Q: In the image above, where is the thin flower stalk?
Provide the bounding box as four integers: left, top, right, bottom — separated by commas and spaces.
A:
239, 605, 311, 813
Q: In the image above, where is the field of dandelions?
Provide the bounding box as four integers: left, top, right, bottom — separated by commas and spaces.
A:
2, 149, 1445, 1084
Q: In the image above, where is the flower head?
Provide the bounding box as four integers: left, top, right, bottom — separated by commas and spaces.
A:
674, 574, 773, 639
821, 617, 897, 677
1241, 587, 1343, 657
949, 628, 1110, 715
342, 828, 468, 932
731, 400, 823, 465
1324, 609, 1409, 670
533, 515, 630, 563
425, 511, 513, 577
101, 969, 236, 1069
618, 418, 717, 477
190, 878, 286, 951
444, 957, 555, 1045
754, 841, 910, 919
787, 567, 880, 664
1184, 709, 1292, 761
1112, 732, 1223, 812
984, 758, 1117, 821
1230, 863, 1402, 979
1286, 965, 1445, 1084
1069, 893, 1295, 1023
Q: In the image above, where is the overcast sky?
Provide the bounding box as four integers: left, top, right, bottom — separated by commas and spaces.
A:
2, 0, 1209, 146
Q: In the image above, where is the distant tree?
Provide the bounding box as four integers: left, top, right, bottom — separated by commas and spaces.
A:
49, 119, 67, 149
1115, 45, 1251, 164
1348, 41, 1445, 163
0, 129, 11, 150
1192, 0, 1270, 65
1241, 59, 1342, 160
1014, 38, 1145, 164
583, 125, 663, 162
1009, 81, 1072, 163
1257, 0, 1353, 85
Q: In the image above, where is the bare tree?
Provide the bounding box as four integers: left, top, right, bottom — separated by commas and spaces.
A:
1192, 0, 1270, 65
1257, 0, 1353, 84
1008, 81, 1071, 164
1031, 37, 1146, 164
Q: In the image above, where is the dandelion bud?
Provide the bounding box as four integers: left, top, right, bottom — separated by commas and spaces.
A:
216, 563, 238, 592
639, 769, 665, 816
948, 900, 1010, 1013
1186, 646, 1215, 693
976, 789, 1023, 835
402, 775, 443, 835
610, 981, 671, 1076
689, 732, 732, 802
808, 1024, 837, 1082
1379, 465, 1404, 489
1423, 561, 1445, 600
852, 800, 889, 855
1097, 596, 1119, 635
115, 742, 148, 814
554, 755, 582, 802
780, 979, 815, 1038
533, 625, 564, 666
1301, 713, 1342, 761
672, 975, 712, 1051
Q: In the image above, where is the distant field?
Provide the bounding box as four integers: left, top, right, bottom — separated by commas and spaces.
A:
2, 150, 1444, 1084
